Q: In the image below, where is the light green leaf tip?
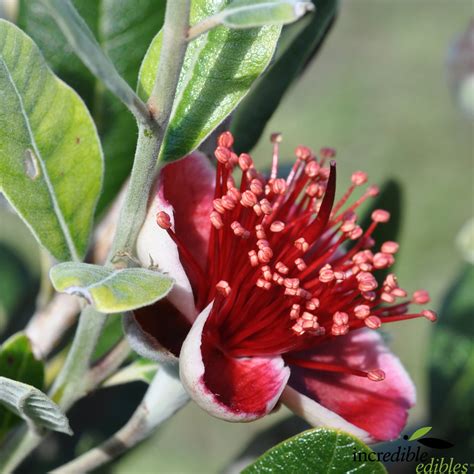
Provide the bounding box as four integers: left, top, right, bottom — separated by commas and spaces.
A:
0, 19, 103, 262
50, 262, 174, 313
408, 426, 432, 441
103, 359, 158, 388
220, 0, 314, 29
0, 377, 72, 435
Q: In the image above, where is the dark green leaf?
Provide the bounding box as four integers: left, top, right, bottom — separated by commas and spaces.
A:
138, 0, 281, 162
429, 264, 474, 454
231, 0, 338, 152
242, 428, 386, 473
0, 333, 44, 439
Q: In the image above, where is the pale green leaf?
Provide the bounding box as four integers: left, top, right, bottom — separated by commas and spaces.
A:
103, 358, 158, 387
243, 428, 386, 473
50, 262, 173, 313
0, 377, 71, 435
219, 0, 314, 29
138, 0, 281, 163
0, 20, 103, 261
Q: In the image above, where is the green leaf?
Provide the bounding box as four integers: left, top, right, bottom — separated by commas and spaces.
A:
430, 265, 474, 447
0, 377, 71, 435
0, 20, 103, 261
231, 0, 338, 152
408, 426, 432, 441
193, 0, 314, 34
242, 428, 386, 473
138, 0, 281, 163
222, 0, 313, 28
0, 333, 44, 438
18, 0, 166, 214
103, 358, 158, 387
50, 262, 174, 313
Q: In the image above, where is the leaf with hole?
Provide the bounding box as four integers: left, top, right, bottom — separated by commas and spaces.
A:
242, 427, 386, 473
0, 377, 71, 435
0, 333, 44, 438
0, 20, 103, 261
50, 262, 174, 313
138, 0, 281, 163
18, 0, 166, 214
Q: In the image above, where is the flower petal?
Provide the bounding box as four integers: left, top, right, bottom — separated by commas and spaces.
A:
124, 298, 192, 364
284, 329, 416, 442
136, 152, 214, 322
180, 303, 290, 421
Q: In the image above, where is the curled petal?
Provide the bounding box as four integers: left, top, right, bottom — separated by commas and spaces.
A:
284, 329, 415, 442
136, 152, 215, 323
180, 303, 290, 421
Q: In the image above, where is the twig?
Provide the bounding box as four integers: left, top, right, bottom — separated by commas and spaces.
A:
51, 368, 189, 474
25, 293, 81, 360
86, 338, 131, 390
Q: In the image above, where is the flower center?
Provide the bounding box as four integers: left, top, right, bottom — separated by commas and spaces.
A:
157, 132, 436, 381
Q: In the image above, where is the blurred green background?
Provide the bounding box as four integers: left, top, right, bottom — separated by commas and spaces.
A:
111, 1, 473, 472
0, 0, 472, 473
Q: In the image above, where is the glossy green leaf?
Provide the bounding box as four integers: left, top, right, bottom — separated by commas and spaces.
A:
0, 377, 71, 435
18, 0, 166, 213
243, 428, 386, 473
430, 264, 474, 450
50, 262, 173, 313
0, 333, 44, 438
138, 0, 281, 162
232, 0, 338, 152
408, 426, 432, 441
0, 20, 103, 261
103, 358, 158, 387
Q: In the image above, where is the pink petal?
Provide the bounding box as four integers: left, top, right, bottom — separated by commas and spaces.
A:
180, 303, 290, 421
124, 298, 192, 364
136, 152, 214, 323
283, 329, 415, 442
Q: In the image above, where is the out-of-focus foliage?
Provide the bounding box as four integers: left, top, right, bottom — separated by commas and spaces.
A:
0, 333, 44, 438
429, 264, 474, 461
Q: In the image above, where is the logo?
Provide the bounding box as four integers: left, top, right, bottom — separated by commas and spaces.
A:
352, 426, 472, 473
